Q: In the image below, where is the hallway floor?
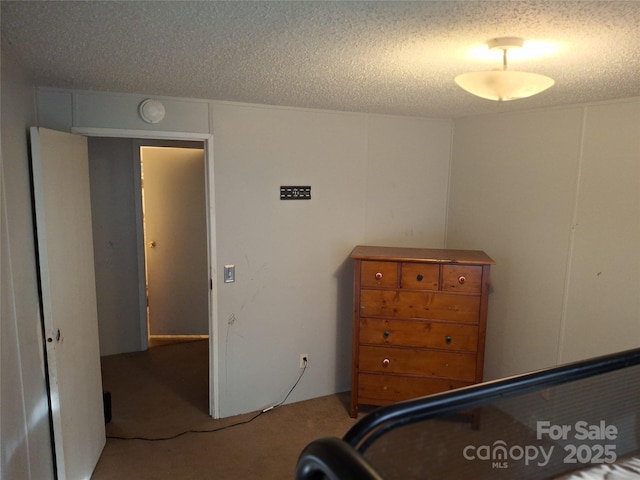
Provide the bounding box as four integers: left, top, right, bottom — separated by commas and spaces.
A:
93, 340, 357, 479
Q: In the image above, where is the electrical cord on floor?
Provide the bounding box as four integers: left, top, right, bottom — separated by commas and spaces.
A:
264, 356, 307, 412
106, 357, 308, 442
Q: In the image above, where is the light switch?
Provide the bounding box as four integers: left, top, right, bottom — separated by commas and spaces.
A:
224, 265, 235, 283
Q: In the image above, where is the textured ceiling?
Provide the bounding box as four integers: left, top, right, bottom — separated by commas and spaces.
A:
2, 1, 640, 118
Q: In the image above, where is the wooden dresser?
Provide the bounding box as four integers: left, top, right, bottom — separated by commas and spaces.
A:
349, 245, 494, 418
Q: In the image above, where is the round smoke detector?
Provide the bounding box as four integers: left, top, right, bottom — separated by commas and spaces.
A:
138, 99, 165, 124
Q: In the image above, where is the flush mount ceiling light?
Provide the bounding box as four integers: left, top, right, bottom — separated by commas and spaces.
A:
454, 37, 555, 101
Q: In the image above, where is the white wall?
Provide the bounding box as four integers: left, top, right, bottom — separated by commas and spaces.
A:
559, 101, 640, 362
364, 115, 452, 246
1, 44, 54, 480
210, 103, 452, 415
447, 99, 640, 381
87, 137, 143, 355
37, 89, 453, 417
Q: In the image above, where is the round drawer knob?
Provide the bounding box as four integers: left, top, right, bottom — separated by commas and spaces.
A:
383, 330, 390, 339
445, 335, 452, 345
375, 272, 383, 280
382, 358, 390, 367
458, 276, 466, 285
416, 274, 423, 282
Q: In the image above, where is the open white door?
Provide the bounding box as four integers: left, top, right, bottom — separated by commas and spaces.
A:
30, 127, 105, 480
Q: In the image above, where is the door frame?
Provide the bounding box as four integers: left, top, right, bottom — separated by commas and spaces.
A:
73, 127, 220, 418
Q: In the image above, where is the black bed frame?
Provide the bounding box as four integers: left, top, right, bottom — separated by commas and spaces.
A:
295, 347, 640, 480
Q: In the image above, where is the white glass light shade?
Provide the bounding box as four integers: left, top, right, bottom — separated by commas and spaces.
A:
455, 69, 554, 101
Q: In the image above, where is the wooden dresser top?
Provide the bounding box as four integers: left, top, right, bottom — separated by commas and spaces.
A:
350, 245, 495, 265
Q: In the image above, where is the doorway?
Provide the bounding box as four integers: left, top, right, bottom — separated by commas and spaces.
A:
85, 133, 218, 418
139, 145, 209, 345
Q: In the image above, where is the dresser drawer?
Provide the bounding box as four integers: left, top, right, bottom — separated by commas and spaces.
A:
400, 263, 439, 290
359, 318, 478, 352
359, 345, 476, 381
358, 373, 472, 405
442, 265, 482, 294
360, 289, 480, 323
361, 261, 398, 288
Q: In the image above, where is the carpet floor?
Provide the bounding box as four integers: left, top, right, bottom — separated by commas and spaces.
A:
93, 339, 569, 479
92, 339, 358, 480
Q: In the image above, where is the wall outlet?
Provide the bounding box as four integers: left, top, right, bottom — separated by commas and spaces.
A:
299, 354, 309, 369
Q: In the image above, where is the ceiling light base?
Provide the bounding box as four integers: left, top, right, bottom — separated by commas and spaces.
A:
487, 37, 524, 51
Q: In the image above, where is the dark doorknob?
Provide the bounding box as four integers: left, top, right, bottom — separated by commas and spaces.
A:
47, 329, 61, 343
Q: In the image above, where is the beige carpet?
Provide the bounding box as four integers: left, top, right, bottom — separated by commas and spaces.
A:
93, 340, 358, 479
94, 339, 606, 480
